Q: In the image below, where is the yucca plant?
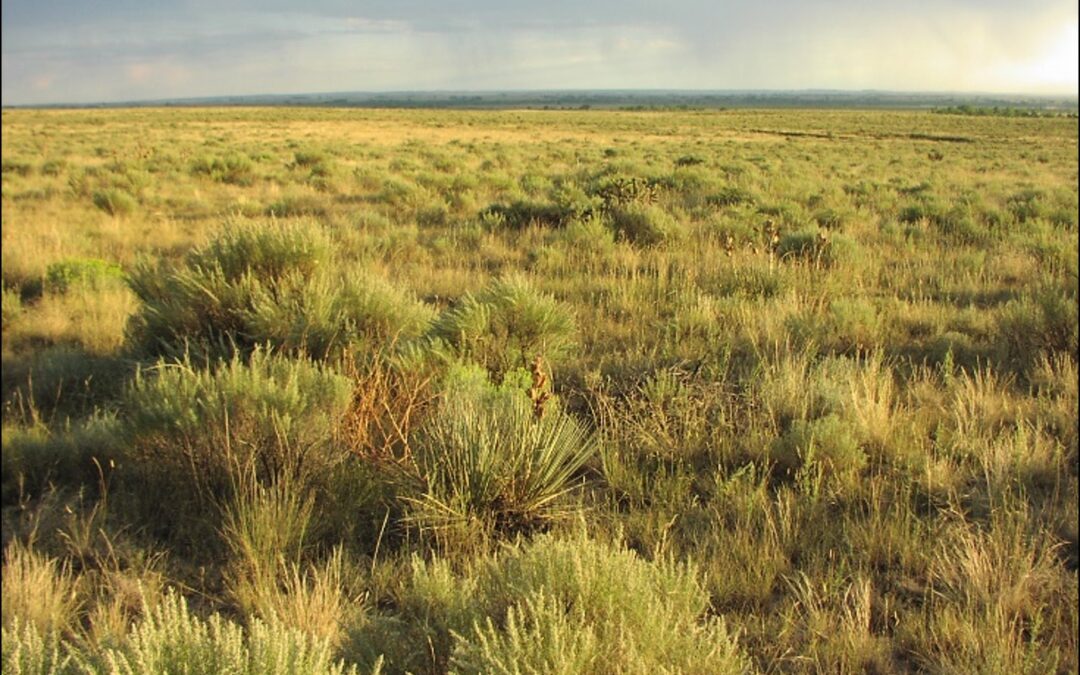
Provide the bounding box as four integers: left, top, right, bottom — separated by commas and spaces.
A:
405, 387, 594, 539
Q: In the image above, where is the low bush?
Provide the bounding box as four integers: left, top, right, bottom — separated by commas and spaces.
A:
590, 175, 661, 210
456, 533, 750, 674
1, 416, 121, 506
120, 350, 353, 541
2, 287, 22, 324
97, 591, 361, 675
997, 285, 1079, 369
91, 189, 136, 216
777, 229, 857, 267
44, 259, 126, 294
265, 194, 329, 218
432, 275, 575, 374
190, 154, 256, 186
128, 221, 431, 360
707, 186, 755, 208
608, 204, 684, 246
242, 271, 435, 361
352, 533, 749, 674
774, 413, 866, 478
479, 200, 573, 229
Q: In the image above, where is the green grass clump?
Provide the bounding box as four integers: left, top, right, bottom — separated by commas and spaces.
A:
45, 259, 126, 294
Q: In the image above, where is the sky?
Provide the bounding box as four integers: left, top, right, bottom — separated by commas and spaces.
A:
2, 0, 1078, 105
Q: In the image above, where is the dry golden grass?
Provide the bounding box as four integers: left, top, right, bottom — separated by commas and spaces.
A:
1, 106, 1075, 673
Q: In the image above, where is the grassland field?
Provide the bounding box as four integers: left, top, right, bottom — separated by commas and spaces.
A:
1, 106, 1077, 673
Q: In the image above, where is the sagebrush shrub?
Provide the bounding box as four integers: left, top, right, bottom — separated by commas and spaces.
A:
479, 201, 573, 229
997, 285, 1078, 368
98, 590, 360, 675
128, 221, 431, 360
242, 271, 435, 361
777, 229, 857, 267
1, 619, 74, 675
121, 350, 352, 540
189, 154, 256, 186
356, 533, 750, 674
432, 275, 575, 374
91, 189, 136, 216
608, 204, 683, 245
774, 413, 866, 478
455, 533, 751, 673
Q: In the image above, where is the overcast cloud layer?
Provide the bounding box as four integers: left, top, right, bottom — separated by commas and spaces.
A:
2, 0, 1077, 105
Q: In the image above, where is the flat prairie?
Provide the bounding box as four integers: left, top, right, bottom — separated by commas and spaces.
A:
2, 106, 1077, 673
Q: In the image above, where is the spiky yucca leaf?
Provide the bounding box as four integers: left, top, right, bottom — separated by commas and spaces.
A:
407, 391, 593, 536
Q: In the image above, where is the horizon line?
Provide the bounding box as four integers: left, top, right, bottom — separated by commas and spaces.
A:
4, 86, 1078, 110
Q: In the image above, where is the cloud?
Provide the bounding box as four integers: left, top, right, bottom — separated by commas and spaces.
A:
1, 0, 1077, 104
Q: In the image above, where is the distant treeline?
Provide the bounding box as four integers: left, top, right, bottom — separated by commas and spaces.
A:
933, 104, 1078, 118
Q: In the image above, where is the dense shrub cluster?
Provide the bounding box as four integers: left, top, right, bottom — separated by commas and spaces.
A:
350, 533, 749, 674
127, 221, 432, 360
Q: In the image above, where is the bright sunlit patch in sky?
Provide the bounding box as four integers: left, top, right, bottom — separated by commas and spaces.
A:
978, 20, 1078, 93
